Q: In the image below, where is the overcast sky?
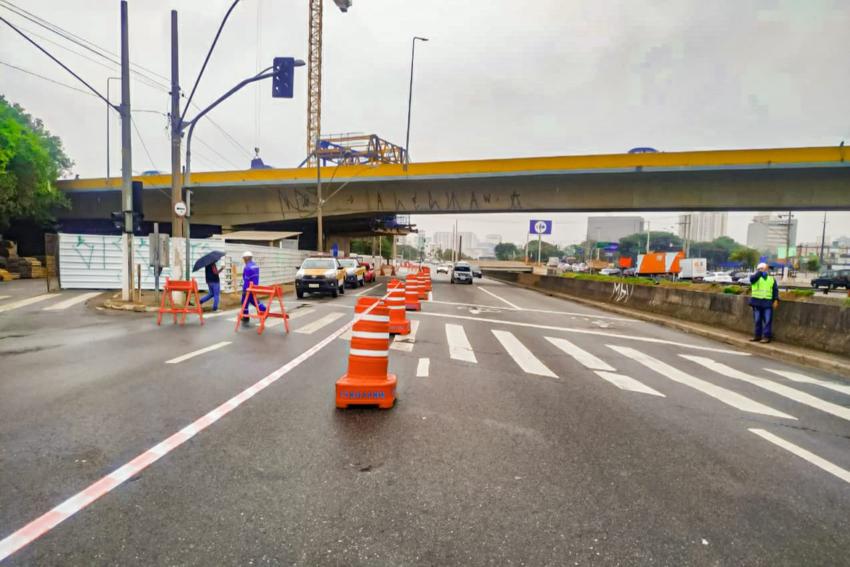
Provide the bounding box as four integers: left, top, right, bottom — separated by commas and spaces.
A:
1, 0, 848, 245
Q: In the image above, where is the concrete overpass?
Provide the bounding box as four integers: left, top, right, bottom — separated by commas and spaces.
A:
58, 146, 850, 227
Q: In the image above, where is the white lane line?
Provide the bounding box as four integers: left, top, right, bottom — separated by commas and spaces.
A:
0, 290, 393, 563
479, 287, 520, 309
390, 319, 420, 352
428, 290, 433, 301
446, 323, 477, 363
749, 428, 850, 485
417, 357, 430, 377
410, 311, 748, 355
492, 329, 556, 377
354, 284, 380, 296
427, 300, 633, 321
0, 295, 10, 300
683, 356, 850, 423
546, 336, 615, 371
765, 368, 850, 397
0, 294, 58, 313
594, 371, 666, 397
42, 291, 100, 311
294, 312, 345, 334
609, 346, 795, 419
165, 341, 231, 364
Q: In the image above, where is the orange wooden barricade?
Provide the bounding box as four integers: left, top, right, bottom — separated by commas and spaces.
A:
157, 278, 204, 326
234, 283, 289, 335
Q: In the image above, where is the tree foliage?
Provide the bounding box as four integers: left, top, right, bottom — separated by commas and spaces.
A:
494, 242, 520, 260
527, 239, 560, 261
618, 231, 682, 259
729, 246, 760, 268
0, 96, 71, 230
689, 236, 741, 267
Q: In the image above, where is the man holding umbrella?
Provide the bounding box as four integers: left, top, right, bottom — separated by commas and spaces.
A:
193, 250, 226, 312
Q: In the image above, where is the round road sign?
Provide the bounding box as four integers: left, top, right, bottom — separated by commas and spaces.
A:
174, 201, 187, 217
534, 220, 547, 234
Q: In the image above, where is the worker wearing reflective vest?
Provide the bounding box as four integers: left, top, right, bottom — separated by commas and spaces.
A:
748, 262, 779, 343
240, 251, 266, 324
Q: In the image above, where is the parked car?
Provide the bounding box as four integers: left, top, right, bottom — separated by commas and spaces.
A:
703, 271, 734, 284
471, 265, 483, 278
338, 258, 366, 287
295, 256, 346, 298
450, 262, 474, 284
622, 267, 637, 277
599, 268, 621, 276
360, 261, 376, 283
436, 264, 450, 274
811, 269, 850, 290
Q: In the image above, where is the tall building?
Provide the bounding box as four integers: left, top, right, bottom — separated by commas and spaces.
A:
432, 231, 478, 254
678, 212, 728, 242
586, 216, 644, 243
746, 213, 797, 253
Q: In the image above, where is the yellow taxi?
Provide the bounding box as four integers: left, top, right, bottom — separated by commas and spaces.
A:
338, 257, 366, 288
295, 256, 347, 298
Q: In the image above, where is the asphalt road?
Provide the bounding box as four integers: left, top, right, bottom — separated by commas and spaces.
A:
1, 273, 849, 566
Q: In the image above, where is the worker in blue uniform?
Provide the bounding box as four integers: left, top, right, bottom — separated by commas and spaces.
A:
241, 251, 265, 324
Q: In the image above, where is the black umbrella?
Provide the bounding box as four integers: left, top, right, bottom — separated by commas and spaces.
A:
193, 250, 225, 272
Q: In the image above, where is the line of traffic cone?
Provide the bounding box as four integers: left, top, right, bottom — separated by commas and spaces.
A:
387, 279, 411, 335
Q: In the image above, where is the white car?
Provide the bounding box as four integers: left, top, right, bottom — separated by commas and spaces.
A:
436, 264, 450, 274
704, 271, 734, 283
599, 268, 621, 276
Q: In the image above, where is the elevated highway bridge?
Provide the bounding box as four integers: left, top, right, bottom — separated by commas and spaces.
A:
58, 146, 850, 228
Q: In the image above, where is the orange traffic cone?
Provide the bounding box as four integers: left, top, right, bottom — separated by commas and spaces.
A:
336, 297, 396, 409
405, 277, 421, 311
386, 279, 410, 335
418, 269, 432, 293
412, 274, 428, 300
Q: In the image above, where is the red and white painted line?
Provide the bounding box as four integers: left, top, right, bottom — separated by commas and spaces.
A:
0, 291, 391, 562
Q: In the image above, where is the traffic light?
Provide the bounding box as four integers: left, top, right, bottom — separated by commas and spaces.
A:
272, 57, 295, 99
111, 211, 124, 232
132, 181, 143, 217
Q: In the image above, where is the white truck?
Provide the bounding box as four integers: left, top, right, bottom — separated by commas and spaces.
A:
678, 258, 707, 280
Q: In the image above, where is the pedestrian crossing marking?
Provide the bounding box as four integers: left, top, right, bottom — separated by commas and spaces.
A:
492, 329, 556, 377
294, 312, 345, 335
546, 336, 615, 371
0, 294, 57, 313
750, 428, 850, 485
417, 357, 430, 377
446, 323, 477, 363
165, 341, 231, 364
43, 292, 100, 311
610, 346, 795, 419
683, 355, 850, 423
765, 368, 850, 397
266, 307, 315, 328
390, 320, 420, 352
594, 371, 665, 397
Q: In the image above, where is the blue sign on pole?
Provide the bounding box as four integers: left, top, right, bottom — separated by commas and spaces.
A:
529, 219, 552, 235
331, 243, 339, 257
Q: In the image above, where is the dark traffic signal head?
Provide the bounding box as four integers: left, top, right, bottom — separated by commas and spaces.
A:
272, 57, 295, 99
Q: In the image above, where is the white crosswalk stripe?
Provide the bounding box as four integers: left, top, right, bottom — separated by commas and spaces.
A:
750, 428, 850, 485
764, 368, 850, 397
294, 312, 345, 334
265, 307, 315, 328
546, 336, 614, 371
390, 319, 420, 352
0, 294, 58, 313
610, 346, 795, 419
0, 295, 10, 300
417, 357, 430, 377
445, 323, 476, 363
593, 371, 665, 397
492, 330, 556, 378
43, 292, 100, 311
166, 341, 231, 364
683, 355, 850, 423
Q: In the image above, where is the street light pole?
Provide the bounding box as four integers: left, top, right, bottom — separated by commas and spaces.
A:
316, 134, 323, 251
404, 36, 428, 170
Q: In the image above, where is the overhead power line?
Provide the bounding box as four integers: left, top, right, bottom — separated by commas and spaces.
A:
0, 60, 99, 98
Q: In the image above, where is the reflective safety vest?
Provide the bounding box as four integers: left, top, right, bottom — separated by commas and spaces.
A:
751, 274, 775, 300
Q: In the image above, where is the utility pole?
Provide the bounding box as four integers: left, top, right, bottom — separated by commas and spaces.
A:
404, 36, 428, 169
119, 1, 134, 302
536, 230, 542, 265
645, 221, 651, 253
106, 76, 120, 182
782, 210, 793, 279
819, 211, 828, 265
316, 134, 323, 251
169, 10, 185, 287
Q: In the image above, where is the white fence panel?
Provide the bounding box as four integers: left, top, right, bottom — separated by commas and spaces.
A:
59, 233, 313, 291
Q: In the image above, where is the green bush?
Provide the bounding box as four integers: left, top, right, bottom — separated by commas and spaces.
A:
723, 286, 742, 294
844, 298, 850, 308
789, 289, 815, 297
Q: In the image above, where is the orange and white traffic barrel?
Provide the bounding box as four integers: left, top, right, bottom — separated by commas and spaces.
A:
385, 280, 410, 335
